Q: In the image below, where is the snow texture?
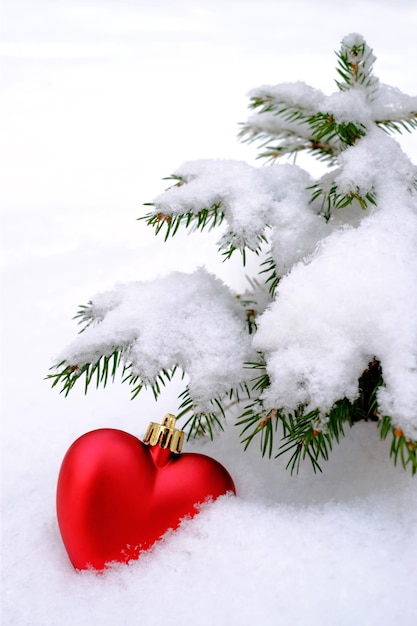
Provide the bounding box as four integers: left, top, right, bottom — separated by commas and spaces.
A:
2, 3, 417, 626
153, 159, 327, 268
255, 130, 417, 437
245, 36, 417, 138
148, 128, 417, 436
58, 269, 254, 407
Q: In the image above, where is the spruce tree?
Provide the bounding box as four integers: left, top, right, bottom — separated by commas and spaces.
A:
49, 34, 417, 474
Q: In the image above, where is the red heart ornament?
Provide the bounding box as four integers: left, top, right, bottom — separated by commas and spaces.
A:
56, 416, 235, 570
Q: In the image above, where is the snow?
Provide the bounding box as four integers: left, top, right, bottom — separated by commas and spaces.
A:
255, 200, 417, 434
58, 269, 254, 408
254, 130, 417, 436
153, 159, 319, 259
2, 2, 417, 625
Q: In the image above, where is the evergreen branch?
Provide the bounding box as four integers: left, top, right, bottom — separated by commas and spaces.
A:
239, 119, 341, 164
375, 115, 417, 135
47, 352, 178, 402
47, 351, 123, 396
276, 359, 384, 474
378, 417, 417, 475
335, 36, 377, 92
237, 402, 279, 457
236, 359, 276, 457
241, 110, 366, 162
259, 256, 280, 296
353, 358, 383, 421
256, 140, 338, 165
148, 367, 178, 401
276, 401, 353, 474
236, 397, 353, 473
139, 203, 224, 241
245, 308, 258, 335
309, 181, 377, 220
226, 381, 252, 405
309, 112, 367, 147
73, 301, 96, 332
176, 387, 226, 441
176, 382, 253, 442
220, 232, 268, 265
244, 358, 270, 392
236, 293, 259, 334
237, 358, 389, 474
246, 96, 315, 123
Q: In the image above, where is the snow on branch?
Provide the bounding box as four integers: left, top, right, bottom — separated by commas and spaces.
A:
149, 159, 325, 263
255, 182, 417, 439
241, 33, 417, 163
51, 32, 417, 473
55, 269, 254, 409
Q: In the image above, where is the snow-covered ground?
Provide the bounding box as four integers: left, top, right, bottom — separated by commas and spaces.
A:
1, 2, 417, 624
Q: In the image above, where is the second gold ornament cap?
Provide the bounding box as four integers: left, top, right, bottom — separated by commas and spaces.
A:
143, 414, 184, 453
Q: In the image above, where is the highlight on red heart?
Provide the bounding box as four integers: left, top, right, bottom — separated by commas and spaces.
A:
56, 414, 236, 570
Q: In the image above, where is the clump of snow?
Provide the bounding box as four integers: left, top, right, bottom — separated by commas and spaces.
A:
153, 160, 328, 272
255, 132, 417, 437
334, 128, 417, 195
324, 84, 417, 129
243, 81, 326, 145
154, 159, 278, 251
339, 32, 377, 83
247, 81, 325, 113
243, 33, 417, 154
371, 84, 417, 122
325, 89, 372, 125
57, 269, 254, 407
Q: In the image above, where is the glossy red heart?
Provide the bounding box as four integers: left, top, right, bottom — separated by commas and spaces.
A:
56, 428, 235, 570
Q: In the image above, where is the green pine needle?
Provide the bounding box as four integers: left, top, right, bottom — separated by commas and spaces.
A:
176, 387, 226, 441
376, 115, 417, 135
259, 256, 280, 296
47, 354, 178, 402
139, 203, 224, 241
235, 358, 417, 476
309, 181, 377, 219
378, 416, 417, 475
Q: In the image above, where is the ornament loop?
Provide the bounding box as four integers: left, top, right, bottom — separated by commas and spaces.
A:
143, 413, 184, 453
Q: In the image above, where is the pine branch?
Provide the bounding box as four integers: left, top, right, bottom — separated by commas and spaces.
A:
219, 231, 268, 264
73, 301, 96, 332
239, 115, 341, 164
375, 115, 417, 135
176, 380, 253, 442
237, 403, 279, 458
276, 402, 352, 474
255, 138, 338, 165
378, 417, 417, 475
227, 381, 252, 405
308, 112, 367, 147
140, 202, 224, 241
245, 94, 314, 122
47, 354, 178, 402
176, 388, 226, 441
236, 359, 277, 457
309, 180, 377, 220
236, 358, 417, 475
51, 34, 417, 477
236, 293, 259, 335
259, 256, 280, 296
335, 35, 378, 92
47, 351, 123, 396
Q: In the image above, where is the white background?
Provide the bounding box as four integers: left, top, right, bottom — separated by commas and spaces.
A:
1, 2, 417, 624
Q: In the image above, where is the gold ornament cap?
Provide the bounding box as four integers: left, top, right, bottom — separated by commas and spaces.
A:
143, 413, 184, 453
